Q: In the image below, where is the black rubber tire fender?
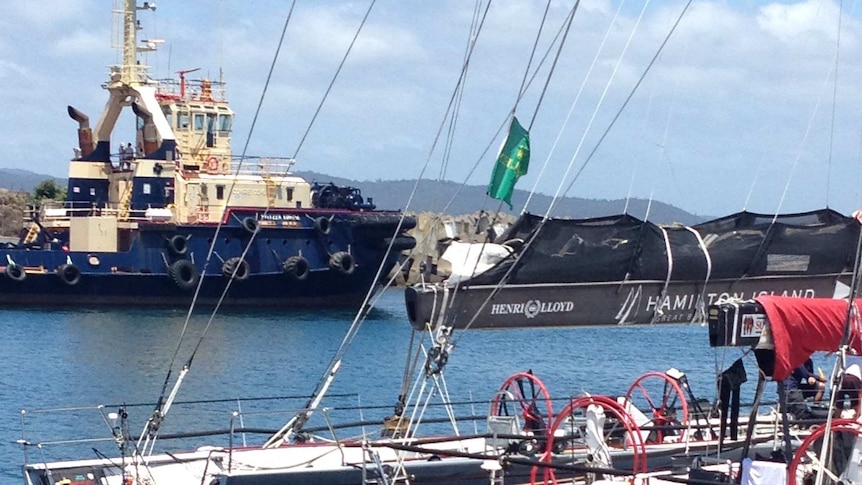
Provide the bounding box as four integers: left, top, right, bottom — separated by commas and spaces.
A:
169, 259, 199, 291
222, 257, 251, 282
314, 216, 331, 236
283, 255, 310, 281
329, 251, 355, 275
167, 234, 189, 256
242, 217, 260, 235
57, 263, 82, 286
5, 264, 25, 282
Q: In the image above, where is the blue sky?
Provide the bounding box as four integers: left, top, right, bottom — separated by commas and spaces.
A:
1, 0, 861, 217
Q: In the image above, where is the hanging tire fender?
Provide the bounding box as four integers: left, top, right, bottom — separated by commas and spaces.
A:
314, 216, 331, 236
169, 259, 199, 291
57, 263, 82, 286
383, 236, 416, 251
222, 257, 251, 282
242, 217, 260, 235
283, 255, 310, 281
167, 234, 189, 256
329, 251, 355, 275
5, 264, 25, 282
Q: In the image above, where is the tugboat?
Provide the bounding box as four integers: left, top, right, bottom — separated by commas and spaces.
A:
0, 1, 414, 308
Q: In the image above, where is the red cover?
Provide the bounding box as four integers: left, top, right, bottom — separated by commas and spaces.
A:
755, 296, 862, 380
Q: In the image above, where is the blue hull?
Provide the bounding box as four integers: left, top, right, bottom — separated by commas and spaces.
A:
1, 210, 414, 308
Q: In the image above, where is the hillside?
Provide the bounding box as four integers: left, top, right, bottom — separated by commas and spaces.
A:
0, 168, 705, 225
299, 172, 705, 225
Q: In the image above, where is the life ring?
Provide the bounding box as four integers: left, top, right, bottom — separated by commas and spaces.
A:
329, 251, 355, 275
205, 156, 219, 173
283, 255, 310, 281
57, 263, 81, 286
166, 234, 189, 256
222, 257, 250, 281
242, 217, 260, 235
168, 259, 199, 291
314, 216, 331, 235
5, 264, 26, 282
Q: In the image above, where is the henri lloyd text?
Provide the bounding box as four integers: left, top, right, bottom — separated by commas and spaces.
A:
490, 300, 574, 319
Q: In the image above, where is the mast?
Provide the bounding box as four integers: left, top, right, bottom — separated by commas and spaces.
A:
121, 0, 136, 84
114, 0, 159, 86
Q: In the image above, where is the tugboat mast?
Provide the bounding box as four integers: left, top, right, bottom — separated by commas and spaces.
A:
116, 0, 159, 85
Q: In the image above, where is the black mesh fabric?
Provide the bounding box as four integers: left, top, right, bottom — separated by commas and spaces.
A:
463, 208, 858, 286
694, 209, 857, 278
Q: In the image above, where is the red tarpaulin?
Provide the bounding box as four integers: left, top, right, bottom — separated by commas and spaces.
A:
756, 296, 862, 380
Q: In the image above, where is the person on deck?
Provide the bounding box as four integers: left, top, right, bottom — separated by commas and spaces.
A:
781, 358, 825, 421
837, 362, 862, 418
120, 143, 133, 170
795, 358, 826, 402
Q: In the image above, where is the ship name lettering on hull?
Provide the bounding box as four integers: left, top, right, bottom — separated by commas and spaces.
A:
644, 288, 817, 313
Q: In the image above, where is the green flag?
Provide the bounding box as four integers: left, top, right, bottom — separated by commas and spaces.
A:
487, 116, 530, 208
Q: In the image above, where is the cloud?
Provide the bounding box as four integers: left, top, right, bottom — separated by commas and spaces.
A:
3, 0, 862, 217
758, 0, 841, 43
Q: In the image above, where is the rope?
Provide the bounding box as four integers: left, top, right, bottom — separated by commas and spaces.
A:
554, 0, 692, 212
510, 0, 553, 123
526, 0, 578, 132
291, 0, 377, 160
826, 1, 844, 208
142, 1, 299, 448
524, 0, 600, 212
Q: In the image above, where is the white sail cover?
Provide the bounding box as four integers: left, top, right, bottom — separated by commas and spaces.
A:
441, 242, 512, 286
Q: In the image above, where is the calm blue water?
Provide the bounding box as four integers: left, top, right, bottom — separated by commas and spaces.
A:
0, 289, 817, 482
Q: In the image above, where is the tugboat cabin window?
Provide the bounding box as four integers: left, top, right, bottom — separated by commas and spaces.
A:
218, 114, 233, 132
194, 113, 205, 131
216, 185, 225, 200
178, 111, 190, 130
164, 112, 173, 130
286, 188, 294, 201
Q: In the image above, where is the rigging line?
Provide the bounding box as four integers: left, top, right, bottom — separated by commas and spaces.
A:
456, 0, 687, 337
742, 143, 771, 211
291, 0, 377, 160
555, 0, 692, 213
368, 0, 495, 225
548, 0, 655, 217
526, 0, 578, 131
524, 0, 625, 212
772, 46, 840, 223
266, 4, 497, 447
624, 69, 656, 215
650, 40, 688, 219
145, 1, 298, 440
425, 5, 567, 219
439, 1, 481, 181
514, 0, 553, 115
826, 0, 843, 207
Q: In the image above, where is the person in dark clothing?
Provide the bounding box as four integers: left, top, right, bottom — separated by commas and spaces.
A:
781, 358, 824, 420
795, 358, 826, 402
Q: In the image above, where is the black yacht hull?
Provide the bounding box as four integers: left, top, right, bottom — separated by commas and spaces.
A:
405, 273, 849, 329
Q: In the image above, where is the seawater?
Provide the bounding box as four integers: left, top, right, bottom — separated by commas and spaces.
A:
0, 289, 818, 482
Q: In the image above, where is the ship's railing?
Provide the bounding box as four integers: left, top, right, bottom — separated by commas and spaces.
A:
232, 156, 297, 176
17, 393, 486, 468
154, 78, 227, 103
32, 202, 173, 224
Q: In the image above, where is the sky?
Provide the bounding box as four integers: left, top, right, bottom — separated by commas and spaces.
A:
2, 0, 862, 217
